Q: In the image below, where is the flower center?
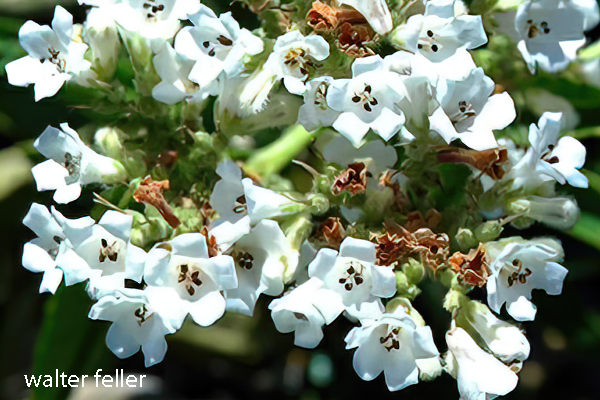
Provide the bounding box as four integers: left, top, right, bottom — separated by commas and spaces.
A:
233, 195, 248, 214
506, 258, 532, 287
541, 144, 560, 164
526, 19, 551, 38
338, 261, 365, 291
417, 30, 440, 53
379, 326, 401, 352
63, 152, 82, 185
134, 304, 153, 326
236, 251, 254, 270
177, 264, 203, 296
143, 0, 165, 20
202, 35, 234, 57
451, 100, 477, 124
314, 81, 330, 110
99, 238, 119, 263
351, 84, 379, 113
284, 48, 315, 78
42, 47, 67, 73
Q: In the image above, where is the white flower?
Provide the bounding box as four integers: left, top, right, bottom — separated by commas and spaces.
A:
80, 0, 201, 39
458, 300, 530, 363
509, 195, 580, 230
88, 286, 187, 367
268, 278, 340, 348
31, 123, 126, 204
337, 0, 393, 35
446, 327, 519, 400
82, 6, 121, 80
308, 237, 396, 320
144, 233, 237, 326
392, 0, 487, 62
326, 56, 408, 147
528, 112, 588, 188
152, 41, 202, 105
486, 240, 568, 321
209, 160, 302, 250
515, 0, 599, 73
21, 203, 83, 294
345, 307, 439, 391
174, 4, 264, 90
298, 77, 341, 132
384, 48, 477, 82
225, 220, 298, 316
57, 210, 147, 298
264, 31, 330, 95
5, 6, 91, 101
429, 67, 516, 151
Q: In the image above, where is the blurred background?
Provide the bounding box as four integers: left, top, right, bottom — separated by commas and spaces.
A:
1, 1, 600, 399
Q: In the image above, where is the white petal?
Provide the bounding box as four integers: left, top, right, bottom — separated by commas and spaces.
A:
332, 112, 371, 148
31, 159, 68, 192
22, 242, 55, 273
188, 291, 227, 326
171, 232, 209, 259
105, 322, 141, 359
307, 248, 339, 280
53, 182, 82, 204
40, 267, 63, 294
339, 237, 376, 263
507, 296, 537, 321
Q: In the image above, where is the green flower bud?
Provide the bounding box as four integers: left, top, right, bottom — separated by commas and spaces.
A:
474, 220, 504, 242
402, 257, 425, 284
308, 193, 329, 215
455, 228, 478, 252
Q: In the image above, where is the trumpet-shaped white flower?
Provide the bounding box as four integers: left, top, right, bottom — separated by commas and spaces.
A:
21, 203, 83, 294
429, 67, 516, 151
486, 240, 567, 321
326, 56, 408, 147
144, 233, 237, 326
89, 286, 187, 367
152, 41, 202, 105
515, 0, 599, 73
269, 278, 341, 348
308, 237, 396, 320
31, 123, 126, 204
298, 77, 341, 132
264, 31, 330, 95
80, 0, 201, 39
393, 0, 487, 62
5, 6, 91, 101
458, 300, 530, 363
446, 327, 519, 400
225, 220, 298, 316
57, 210, 147, 298
174, 4, 264, 91
345, 307, 439, 391
338, 0, 393, 35
209, 160, 302, 250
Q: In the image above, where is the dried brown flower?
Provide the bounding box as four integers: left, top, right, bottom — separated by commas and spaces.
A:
337, 22, 376, 57
332, 162, 371, 196
437, 147, 509, 181
307, 1, 340, 31
316, 217, 346, 248
133, 177, 181, 229
449, 243, 490, 287
404, 209, 443, 232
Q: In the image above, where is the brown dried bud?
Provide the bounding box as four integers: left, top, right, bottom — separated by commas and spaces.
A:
337, 22, 377, 58
332, 162, 371, 196
133, 177, 181, 229
307, 1, 340, 31
201, 227, 219, 257
316, 217, 346, 249
404, 209, 443, 232
449, 244, 490, 287
437, 147, 509, 181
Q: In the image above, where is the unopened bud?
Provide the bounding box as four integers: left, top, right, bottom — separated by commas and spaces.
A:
509, 196, 580, 230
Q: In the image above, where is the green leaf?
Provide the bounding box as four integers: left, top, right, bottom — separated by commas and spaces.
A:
583, 169, 600, 197
31, 284, 112, 400
568, 126, 600, 140
568, 212, 600, 251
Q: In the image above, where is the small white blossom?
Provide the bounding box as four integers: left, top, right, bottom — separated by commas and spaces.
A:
269, 278, 340, 348
264, 31, 330, 95
5, 6, 91, 101
152, 41, 202, 105
308, 237, 396, 320
31, 123, 126, 204
56, 210, 147, 298
446, 327, 519, 400
323, 136, 398, 177
225, 220, 298, 316
337, 0, 393, 35
345, 307, 439, 391
144, 233, 237, 326
88, 286, 187, 367
298, 77, 341, 132
486, 240, 568, 321
326, 56, 408, 147
429, 67, 516, 151
393, 0, 487, 62
174, 4, 264, 91
515, 0, 599, 73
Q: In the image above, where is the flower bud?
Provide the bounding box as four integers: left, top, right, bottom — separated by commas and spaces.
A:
308, 193, 330, 215
83, 7, 121, 81
509, 195, 580, 230
455, 228, 478, 251
474, 220, 504, 242
94, 126, 124, 160
402, 257, 425, 284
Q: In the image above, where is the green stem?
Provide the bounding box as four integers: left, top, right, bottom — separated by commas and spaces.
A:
243, 125, 323, 180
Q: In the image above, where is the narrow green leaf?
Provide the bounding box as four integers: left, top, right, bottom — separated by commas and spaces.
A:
568, 212, 600, 251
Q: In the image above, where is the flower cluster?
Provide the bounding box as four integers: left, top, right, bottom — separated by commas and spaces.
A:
9, 0, 597, 397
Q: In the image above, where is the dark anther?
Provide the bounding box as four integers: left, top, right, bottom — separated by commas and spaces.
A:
217, 35, 233, 46
355, 276, 364, 285
547, 156, 559, 164
187, 286, 195, 296
208, 48, 216, 57
53, 235, 62, 244
427, 30, 434, 37
364, 84, 372, 93
203, 41, 210, 48
431, 44, 439, 52
191, 271, 202, 286
344, 282, 353, 291
364, 103, 372, 112
352, 95, 361, 103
